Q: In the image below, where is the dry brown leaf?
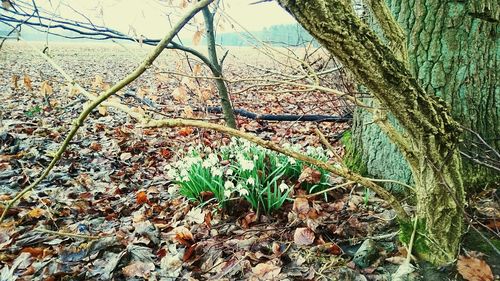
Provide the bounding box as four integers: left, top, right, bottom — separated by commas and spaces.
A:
11, 75, 19, 90
193, 64, 202, 75
172, 85, 188, 104
40, 80, 53, 96
98, 106, 107, 116
136, 191, 149, 205
457, 255, 493, 281
178, 127, 194, 137
28, 208, 45, 218
122, 261, 155, 278
292, 197, 310, 217
293, 227, 315, 246
197, 87, 212, 102
182, 105, 194, 118
23, 75, 33, 91
91, 75, 104, 90
298, 167, 322, 184
174, 226, 194, 246
20, 247, 44, 258
192, 29, 203, 45
240, 212, 258, 229
251, 262, 281, 280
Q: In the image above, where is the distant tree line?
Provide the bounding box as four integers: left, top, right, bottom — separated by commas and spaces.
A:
216, 23, 318, 47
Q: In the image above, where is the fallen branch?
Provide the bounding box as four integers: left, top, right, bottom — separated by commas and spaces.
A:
204, 106, 352, 123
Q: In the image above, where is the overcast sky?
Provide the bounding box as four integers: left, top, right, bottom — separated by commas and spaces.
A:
33, 0, 296, 38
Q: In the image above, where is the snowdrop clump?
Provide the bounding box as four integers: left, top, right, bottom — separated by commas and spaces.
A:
165, 138, 331, 213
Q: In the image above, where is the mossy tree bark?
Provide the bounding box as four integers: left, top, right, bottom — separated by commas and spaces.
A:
276, 0, 466, 265
352, 1, 499, 190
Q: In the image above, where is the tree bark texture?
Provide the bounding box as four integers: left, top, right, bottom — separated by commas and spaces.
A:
353, 0, 499, 190
276, 0, 466, 265
202, 7, 238, 129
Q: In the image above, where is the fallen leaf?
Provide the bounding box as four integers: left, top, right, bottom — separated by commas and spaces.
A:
240, 212, 258, 229
293, 197, 310, 217
20, 247, 44, 258
11, 75, 19, 89
178, 127, 194, 137
457, 255, 493, 281
193, 64, 202, 75
251, 262, 281, 280
182, 244, 196, 262
40, 80, 53, 96
182, 105, 194, 118
172, 85, 188, 104
298, 167, 322, 184
136, 191, 149, 205
92, 75, 104, 90
122, 261, 155, 278
120, 152, 132, 161
294, 227, 315, 246
173, 226, 194, 246
185, 208, 205, 224
98, 106, 107, 116
23, 75, 33, 91
89, 142, 102, 151
197, 87, 212, 102
27, 208, 45, 219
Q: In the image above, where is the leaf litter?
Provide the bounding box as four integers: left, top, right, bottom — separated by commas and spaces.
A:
0, 42, 497, 280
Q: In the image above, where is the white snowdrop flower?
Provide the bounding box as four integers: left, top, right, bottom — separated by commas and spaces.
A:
202, 160, 211, 169
235, 153, 245, 163
246, 177, 255, 186
240, 159, 254, 171
224, 189, 232, 198
239, 188, 249, 196
253, 155, 259, 161
212, 167, 223, 177
279, 182, 289, 192
164, 164, 172, 172
185, 156, 199, 167
224, 181, 235, 190
166, 168, 177, 179
289, 158, 296, 165
226, 168, 234, 176
207, 153, 218, 164
180, 169, 189, 178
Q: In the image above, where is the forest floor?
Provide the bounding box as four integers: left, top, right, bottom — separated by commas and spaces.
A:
0, 42, 498, 280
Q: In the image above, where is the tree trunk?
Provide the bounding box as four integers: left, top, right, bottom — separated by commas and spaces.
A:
352, 1, 499, 191
276, 0, 466, 265
202, 7, 237, 129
